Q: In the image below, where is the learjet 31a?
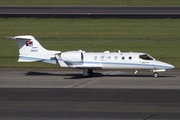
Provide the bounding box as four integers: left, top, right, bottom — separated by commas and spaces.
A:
11, 35, 174, 78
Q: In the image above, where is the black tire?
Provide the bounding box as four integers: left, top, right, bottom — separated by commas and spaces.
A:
83, 75, 87, 78
88, 70, 93, 76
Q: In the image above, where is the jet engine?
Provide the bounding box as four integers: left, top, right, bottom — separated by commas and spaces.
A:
61, 51, 85, 62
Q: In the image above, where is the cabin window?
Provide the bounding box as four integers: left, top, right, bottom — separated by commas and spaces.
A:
122, 56, 125, 60
115, 56, 118, 60
101, 56, 104, 60
129, 56, 132, 60
94, 56, 97, 60
108, 56, 111, 60
100, 56, 106, 61
139, 54, 153, 60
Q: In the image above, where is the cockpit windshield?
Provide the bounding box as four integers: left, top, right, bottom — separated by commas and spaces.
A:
139, 54, 154, 60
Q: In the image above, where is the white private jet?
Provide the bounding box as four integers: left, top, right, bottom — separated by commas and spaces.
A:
11, 35, 174, 78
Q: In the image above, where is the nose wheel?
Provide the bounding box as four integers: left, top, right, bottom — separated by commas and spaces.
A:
153, 72, 159, 78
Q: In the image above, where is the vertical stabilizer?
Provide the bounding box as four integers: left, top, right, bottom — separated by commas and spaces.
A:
12, 35, 60, 63
14, 35, 47, 56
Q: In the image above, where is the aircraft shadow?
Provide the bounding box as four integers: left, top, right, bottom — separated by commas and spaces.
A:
26, 71, 104, 79
26, 71, 174, 79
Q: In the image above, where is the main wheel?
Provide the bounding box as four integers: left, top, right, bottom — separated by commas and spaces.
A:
83, 75, 87, 78
83, 69, 93, 77
153, 72, 159, 78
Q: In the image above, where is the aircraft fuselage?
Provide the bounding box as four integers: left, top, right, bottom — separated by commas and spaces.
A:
60, 51, 174, 71
12, 35, 175, 78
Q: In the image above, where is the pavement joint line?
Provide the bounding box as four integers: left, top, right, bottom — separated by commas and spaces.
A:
67, 70, 118, 88
0, 69, 180, 89
64, 77, 96, 88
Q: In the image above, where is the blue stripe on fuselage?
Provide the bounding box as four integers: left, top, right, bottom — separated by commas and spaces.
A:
19, 56, 173, 69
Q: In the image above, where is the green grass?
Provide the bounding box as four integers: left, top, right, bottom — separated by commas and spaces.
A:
1, 18, 180, 40
1, 0, 180, 6
0, 40, 179, 68
0, 18, 179, 68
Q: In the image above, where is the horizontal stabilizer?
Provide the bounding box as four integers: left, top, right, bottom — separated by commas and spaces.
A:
18, 56, 43, 62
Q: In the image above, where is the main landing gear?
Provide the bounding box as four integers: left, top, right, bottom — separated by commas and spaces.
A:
83, 68, 93, 77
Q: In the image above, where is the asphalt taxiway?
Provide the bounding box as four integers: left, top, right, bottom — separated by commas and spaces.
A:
1, 6, 180, 14
0, 68, 179, 89
1, 6, 180, 18
0, 68, 180, 120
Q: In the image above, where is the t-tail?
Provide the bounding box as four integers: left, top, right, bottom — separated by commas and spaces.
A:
11, 35, 61, 65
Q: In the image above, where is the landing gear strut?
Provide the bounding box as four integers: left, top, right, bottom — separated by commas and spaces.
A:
153, 72, 159, 78
83, 68, 93, 77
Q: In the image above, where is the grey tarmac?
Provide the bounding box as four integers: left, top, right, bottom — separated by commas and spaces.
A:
0, 68, 179, 89
0, 68, 180, 120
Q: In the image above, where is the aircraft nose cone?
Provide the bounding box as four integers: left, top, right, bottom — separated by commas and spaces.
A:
163, 63, 175, 69
169, 64, 175, 69
154, 61, 175, 69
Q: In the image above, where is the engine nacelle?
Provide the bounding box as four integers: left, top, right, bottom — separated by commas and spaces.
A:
61, 51, 85, 62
